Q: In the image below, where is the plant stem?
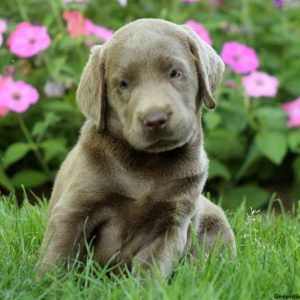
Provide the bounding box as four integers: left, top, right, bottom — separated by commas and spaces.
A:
244, 95, 258, 131
18, 116, 51, 177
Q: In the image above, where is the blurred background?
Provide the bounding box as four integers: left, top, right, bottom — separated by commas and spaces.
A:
0, 0, 300, 210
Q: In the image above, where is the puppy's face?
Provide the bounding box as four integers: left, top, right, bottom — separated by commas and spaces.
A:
77, 19, 224, 153
106, 32, 199, 152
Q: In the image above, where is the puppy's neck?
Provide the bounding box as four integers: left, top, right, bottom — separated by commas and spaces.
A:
80, 120, 203, 179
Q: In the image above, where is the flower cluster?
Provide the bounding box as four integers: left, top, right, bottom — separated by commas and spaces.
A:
221, 41, 279, 98
0, 9, 114, 117
182, 0, 298, 128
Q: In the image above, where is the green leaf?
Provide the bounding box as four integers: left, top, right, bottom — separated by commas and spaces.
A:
222, 184, 270, 210
41, 138, 68, 162
256, 106, 287, 131
203, 112, 221, 130
285, 77, 300, 96
0, 167, 14, 192
3, 143, 31, 168
235, 143, 261, 180
208, 159, 231, 180
11, 170, 48, 188
255, 131, 287, 165
205, 130, 246, 160
288, 130, 300, 154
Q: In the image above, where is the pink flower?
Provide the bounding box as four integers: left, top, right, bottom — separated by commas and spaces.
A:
282, 97, 300, 128
0, 77, 39, 113
221, 41, 260, 74
7, 22, 51, 58
63, 10, 113, 41
63, 11, 89, 37
242, 71, 279, 98
185, 20, 213, 45
0, 19, 7, 34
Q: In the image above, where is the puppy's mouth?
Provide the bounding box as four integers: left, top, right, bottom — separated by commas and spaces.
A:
143, 126, 196, 153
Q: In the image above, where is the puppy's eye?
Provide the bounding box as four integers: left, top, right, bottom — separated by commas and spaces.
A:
169, 69, 182, 79
119, 80, 130, 90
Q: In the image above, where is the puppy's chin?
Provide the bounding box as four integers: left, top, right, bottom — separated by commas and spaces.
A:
127, 127, 197, 153
143, 138, 189, 153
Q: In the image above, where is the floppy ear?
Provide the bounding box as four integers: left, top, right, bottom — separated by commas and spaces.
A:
76, 45, 107, 132
180, 25, 225, 109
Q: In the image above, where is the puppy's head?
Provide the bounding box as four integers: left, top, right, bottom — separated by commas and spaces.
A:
77, 19, 224, 153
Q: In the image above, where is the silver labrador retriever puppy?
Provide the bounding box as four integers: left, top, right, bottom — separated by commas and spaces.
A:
40, 19, 236, 277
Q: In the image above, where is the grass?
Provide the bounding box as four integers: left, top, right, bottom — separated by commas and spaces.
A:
0, 194, 299, 300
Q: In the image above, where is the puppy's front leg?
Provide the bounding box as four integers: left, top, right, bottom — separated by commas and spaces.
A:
132, 219, 190, 279
39, 202, 91, 274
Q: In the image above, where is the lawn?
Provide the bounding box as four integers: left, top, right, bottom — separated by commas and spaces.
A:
0, 195, 299, 300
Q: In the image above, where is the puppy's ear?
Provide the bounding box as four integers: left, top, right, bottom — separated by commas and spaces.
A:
180, 25, 225, 109
76, 45, 106, 132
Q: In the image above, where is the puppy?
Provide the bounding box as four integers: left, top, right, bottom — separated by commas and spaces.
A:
39, 19, 236, 278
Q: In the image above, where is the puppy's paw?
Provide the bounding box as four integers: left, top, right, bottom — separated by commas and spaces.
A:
195, 196, 236, 259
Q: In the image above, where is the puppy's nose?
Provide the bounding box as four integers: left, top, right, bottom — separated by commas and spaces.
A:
143, 111, 168, 131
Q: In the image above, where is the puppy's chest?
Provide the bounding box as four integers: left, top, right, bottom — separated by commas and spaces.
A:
114, 171, 198, 205
91, 171, 201, 266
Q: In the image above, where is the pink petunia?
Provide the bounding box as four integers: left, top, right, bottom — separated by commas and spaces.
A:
221, 41, 260, 74
0, 19, 7, 34
7, 22, 51, 58
282, 97, 300, 128
185, 20, 213, 45
63, 10, 113, 41
0, 78, 39, 113
242, 71, 279, 98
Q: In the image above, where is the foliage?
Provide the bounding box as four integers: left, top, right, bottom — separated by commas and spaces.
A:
0, 0, 300, 208
0, 195, 299, 299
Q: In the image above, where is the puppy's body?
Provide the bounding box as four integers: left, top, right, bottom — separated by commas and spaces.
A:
40, 19, 235, 277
